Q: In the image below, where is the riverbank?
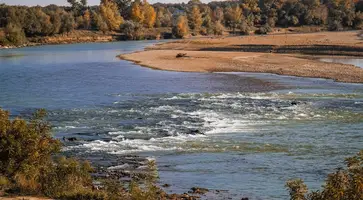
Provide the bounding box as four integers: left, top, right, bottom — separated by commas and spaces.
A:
120, 31, 363, 83
0, 29, 172, 49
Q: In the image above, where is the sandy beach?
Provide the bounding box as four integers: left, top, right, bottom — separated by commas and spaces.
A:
120, 31, 363, 83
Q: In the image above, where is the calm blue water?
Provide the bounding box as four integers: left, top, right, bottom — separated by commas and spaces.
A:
1, 42, 362, 200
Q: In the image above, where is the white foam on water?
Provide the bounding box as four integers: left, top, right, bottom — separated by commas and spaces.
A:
108, 164, 130, 170
70, 134, 207, 154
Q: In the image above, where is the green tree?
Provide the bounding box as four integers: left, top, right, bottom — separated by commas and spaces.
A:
91, 10, 108, 33
121, 20, 143, 40
24, 7, 52, 36
202, 14, 213, 35
114, 0, 132, 18
3, 22, 27, 46
224, 6, 243, 34
60, 11, 75, 34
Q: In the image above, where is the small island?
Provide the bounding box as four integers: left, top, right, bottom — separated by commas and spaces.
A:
120, 31, 363, 83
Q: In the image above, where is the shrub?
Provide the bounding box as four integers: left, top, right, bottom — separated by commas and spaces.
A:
286, 150, 363, 200
121, 20, 143, 40
240, 21, 252, 35
39, 157, 93, 197
213, 21, 224, 35
0, 109, 95, 198
255, 24, 272, 35
354, 12, 363, 30
328, 19, 343, 31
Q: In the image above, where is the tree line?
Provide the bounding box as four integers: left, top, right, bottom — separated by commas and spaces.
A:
1, 0, 363, 45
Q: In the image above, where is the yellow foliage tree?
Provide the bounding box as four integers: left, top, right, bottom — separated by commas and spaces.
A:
143, 2, 156, 28
130, 1, 144, 23
100, 0, 124, 31
83, 9, 91, 29
172, 15, 189, 38
188, 5, 203, 33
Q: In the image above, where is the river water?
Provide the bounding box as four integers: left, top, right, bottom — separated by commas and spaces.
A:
0, 42, 362, 200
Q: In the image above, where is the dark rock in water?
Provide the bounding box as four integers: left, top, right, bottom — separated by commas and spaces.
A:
190, 187, 209, 194
63, 137, 78, 142
162, 183, 170, 188
137, 117, 143, 120
291, 101, 298, 106
188, 129, 205, 135
241, 198, 249, 200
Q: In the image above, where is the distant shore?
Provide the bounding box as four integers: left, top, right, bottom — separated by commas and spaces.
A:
0, 29, 172, 50
120, 31, 363, 83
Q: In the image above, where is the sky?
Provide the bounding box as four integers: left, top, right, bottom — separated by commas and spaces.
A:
0, 0, 195, 6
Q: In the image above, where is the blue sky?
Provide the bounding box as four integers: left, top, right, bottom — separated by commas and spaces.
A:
0, 0, 193, 6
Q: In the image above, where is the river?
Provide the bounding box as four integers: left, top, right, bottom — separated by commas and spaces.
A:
0, 41, 362, 200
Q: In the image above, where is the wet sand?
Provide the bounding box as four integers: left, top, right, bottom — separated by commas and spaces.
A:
120, 31, 363, 83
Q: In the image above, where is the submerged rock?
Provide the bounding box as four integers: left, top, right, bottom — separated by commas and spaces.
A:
162, 183, 171, 188
188, 129, 205, 135
63, 137, 78, 142
189, 187, 209, 194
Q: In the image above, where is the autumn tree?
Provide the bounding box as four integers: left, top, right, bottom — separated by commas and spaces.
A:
172, 15, 189, 38
188, 5, 203, 34
224, 6, 243, 34
83, 9, 91, 29
241, 0, 261, 25
130, 0, 144, 23
100, 0, 124, 31
143, 1, 156, 28
213, 20, 224, 35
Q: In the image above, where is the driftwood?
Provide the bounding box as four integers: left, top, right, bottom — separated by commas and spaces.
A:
176, 53, 188, 58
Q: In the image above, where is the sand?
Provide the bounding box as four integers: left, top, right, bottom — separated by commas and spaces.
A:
120, 31, 363, 83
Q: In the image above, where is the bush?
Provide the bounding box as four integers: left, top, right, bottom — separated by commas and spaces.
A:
354, 12, 363, 30
286, 150, 363, 200
0, 109, 95, 198
213, 21, 224, 35
255, 24, 272, 35
328, 19, 343, 31
240, 21, 252, 35
121, 20, 144, 40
